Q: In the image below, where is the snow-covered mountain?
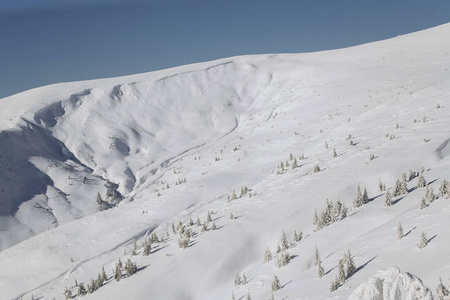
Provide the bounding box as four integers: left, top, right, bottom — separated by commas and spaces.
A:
1, 23, 450, 300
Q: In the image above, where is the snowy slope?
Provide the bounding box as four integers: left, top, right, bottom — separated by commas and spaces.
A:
1, 23, 450, 300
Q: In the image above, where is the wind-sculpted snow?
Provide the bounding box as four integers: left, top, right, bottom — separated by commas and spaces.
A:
349, 267, 434, 300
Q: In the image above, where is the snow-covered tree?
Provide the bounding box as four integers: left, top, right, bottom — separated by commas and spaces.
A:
329, 279, 340, 292
439, 180, 449, 198
417, 174, 427, 188
420, 197, 427, 210
281, 230, 289, 251
343, 249, 356, 278
234, 273, 242, 286
212, 221, 217, 230
264, 247, 272, 263
178, 237, 190, 249
313, 210, 319, 226
397, 221, 403, 240
276, 252, 291, 267
332, 148, 337, 158
64, 287, 72, 299
336, 259, 346, 283
418, 232, 428, 249
272, 275, 281, 291
437, 276, 449, 298
313, 164, 320, 173
242, 273, 247, 285
425, 186, 436, 204
362, 188, 369, 204
77, 283, 87, 297
341, 204, 348, 219
318, 260, 325, 278
196, 217, 201, 227
379, 179, 386, 192
207, 211, 212, 223
143, 240, 151, 256
384, 191, 393, 207
314, 245, 321, 267
247, 292, 252, 300
353, 185, 363, 208
101, 266, 107, 282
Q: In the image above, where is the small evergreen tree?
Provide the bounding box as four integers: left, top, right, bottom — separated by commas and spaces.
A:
64, 287, 72, 299
313, 164, 320, 173
247, 292, 252, 300
340, 204, 348, 219
125, 259, 137, 277
242, 273, 247, 285
417, 174, 427, 188
234, 273, 242, 286
353, 185, 363, 208
281, 230, 289, 251
77, 283, 87, 297
272, 275, 281, 291
276, 252, 291, 267
379, 179, 386, 192
196, 217, 201, 227
336, 259, 346, 283
207, 211, 213, 223
397, 221, 403, 240
314, 245, 321, 267
143, 240, 151, 256
264, 247, 272, 263
101, 266, 107, 282
418, 232, 428, 249
362, 188, 369, 204
344, 249, 356, 278
439, 180, 449, 198
318, 260, 325, 278
313, 210, 319, 226
332, 148, 337, 158
384, 191, 393, 207
212, 221, 217, 230
330, 279, 340, 292
420, 197, 427, 210
437, 276, 449, 298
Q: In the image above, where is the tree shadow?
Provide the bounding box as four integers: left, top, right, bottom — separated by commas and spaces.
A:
403, 226, 416, 237
392, 195, 407, 205
150, 244, 169, 254
428, 234, 437, 243
356, 256, 377, 272
281, 279, 293, 289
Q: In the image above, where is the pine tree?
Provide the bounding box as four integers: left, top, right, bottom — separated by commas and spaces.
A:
353, 185, 363, 208
314, 245, 321, 267
232, 291, 236, 300
362, 188, 369, 204
318, 260, 325, 278
293, 230, 299, 243
313, 164, 320, 173
440, 180, 449, 198
212, 221, 217, 230
125, 259, 137, 277
264, 247, 272, 263
242, 273, 247, 285
276, 252, 291, 267
272, 275, 281, 291
64, 287, 72, 299
329, 279, 340, 292
337, 259, 346, 283
201, 224, 208, 232
281, 230, 289, 251
143, 240, 151, 256
276, 244, 281, 253
379, 179, 386, 192
418, 232, 428, 249
114, 261, 122, 281
344, 249, 356, 278
340, 204, 348, 219
231, 189, 237, 200
196, 217, 201, 227
234, 273, 242, 286
397, 221, 403, 240
332, 148, 337, 158
313, 210, 319, 226
420, 197, 427, 210
292, 158, 298, 169
101, 266, 107, 282
417, 174, 427, 188
207, 211, 213, 223
77, 283, 87, 297
384, 191, 393, 207
247, 292, 252, 300
96, 192, 103, 205
437, 276, 449, 298
230, 213, 234, 220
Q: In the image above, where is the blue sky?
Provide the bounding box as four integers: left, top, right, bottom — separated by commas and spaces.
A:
0, 0, 449, 98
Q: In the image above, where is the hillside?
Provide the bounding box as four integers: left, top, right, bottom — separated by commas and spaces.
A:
0, 23, 450, 300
